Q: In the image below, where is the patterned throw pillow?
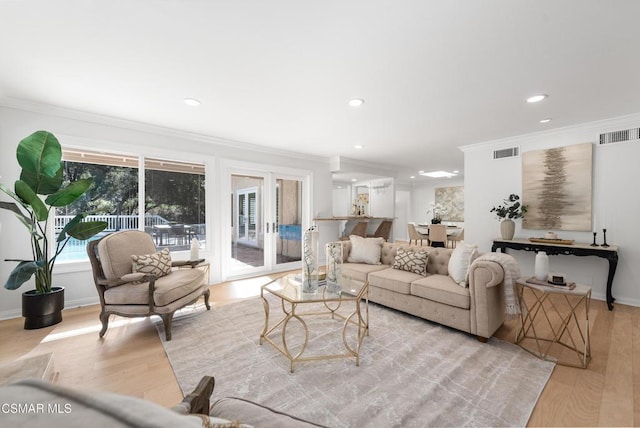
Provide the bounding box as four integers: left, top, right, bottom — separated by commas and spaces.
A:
392, 248, 428, 275
131, 248, 172, 278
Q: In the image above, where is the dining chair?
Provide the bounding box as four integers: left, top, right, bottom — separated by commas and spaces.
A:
407, 223, 428, 245
428, 224, 447, 248
448, 228, 464, 248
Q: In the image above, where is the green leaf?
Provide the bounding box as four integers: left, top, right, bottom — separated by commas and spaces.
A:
20, 166, 63, 195
16, 131, 62, 177
45, 178, 93, 207
15, 180, 48, 221
4, 261, 43, 290
66, 221, 108, 240
16, 131, 63, 195
0, 200, 32, 226
57, 214, 84, 242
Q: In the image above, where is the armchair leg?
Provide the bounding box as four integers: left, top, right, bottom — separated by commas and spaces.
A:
161, 312, 175, 341
203, 288, 211, 310
99, 310, 109, 338
477, 336, 488, 343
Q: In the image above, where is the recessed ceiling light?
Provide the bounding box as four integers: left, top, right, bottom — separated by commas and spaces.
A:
539, 118, 552, 123
354, 144, 364, 149
184, 98, 201, 107
418, 170, 424, 174
419, 170, 458, 178
351, 178, 357, 182
410, 176, 416, 179
526, 94, 547, 103
348, 98, 364, 107
453, 170, 459, 174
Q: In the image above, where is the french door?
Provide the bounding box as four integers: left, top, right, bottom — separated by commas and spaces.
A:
226, 164, 309, 278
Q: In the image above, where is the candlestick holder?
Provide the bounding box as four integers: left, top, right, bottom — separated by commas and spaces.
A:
591, 232, 598, 247
601, 228, 610, 247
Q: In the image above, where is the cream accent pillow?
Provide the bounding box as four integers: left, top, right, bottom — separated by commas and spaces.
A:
448, 241, 479, 287
392, 248, 428, 275
347, 236, 384, 264
131, 248, 172, 278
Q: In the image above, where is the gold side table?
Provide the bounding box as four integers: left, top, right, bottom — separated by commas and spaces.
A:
515, 278, 591, 368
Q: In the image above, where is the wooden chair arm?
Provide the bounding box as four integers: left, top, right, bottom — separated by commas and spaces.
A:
172, 259, 205, 268
181, 375, 215, 415
97, 274, 157, 289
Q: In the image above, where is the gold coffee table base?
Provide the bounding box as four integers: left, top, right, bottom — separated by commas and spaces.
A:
515, 279, 591, 368
260, 275, 369, 372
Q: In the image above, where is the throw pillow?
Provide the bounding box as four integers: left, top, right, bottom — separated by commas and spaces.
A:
131, 248, 172, 278
392, 248, 428, 275
347, 235, 384, 264
448, 241, 479, 287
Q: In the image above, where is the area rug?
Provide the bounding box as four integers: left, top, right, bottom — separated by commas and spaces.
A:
155, 297, 554, 427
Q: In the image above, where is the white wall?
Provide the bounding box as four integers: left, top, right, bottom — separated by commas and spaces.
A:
462, 113, 640, 307
368, 178, 394, 218
0, 104, 333, 319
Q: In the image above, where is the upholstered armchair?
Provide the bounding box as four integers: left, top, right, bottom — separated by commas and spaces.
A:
87, 230, 210, 341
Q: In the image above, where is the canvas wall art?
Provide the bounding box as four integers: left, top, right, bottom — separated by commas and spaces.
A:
435, 186, 464, 222
522, 142, 592, 231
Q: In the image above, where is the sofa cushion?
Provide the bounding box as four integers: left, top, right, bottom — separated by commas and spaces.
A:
368, 267, 423, 295
448, 242, 479, 287
132, 248, 172, 278
392, 248, 428, 275
104, 268, 204, 306
411, 274, 471, 309
341, 262, 389, 283
424, 247, 453, 275
347, 236, 384, 264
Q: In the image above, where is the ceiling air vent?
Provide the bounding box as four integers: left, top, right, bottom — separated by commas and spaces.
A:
493, 147, 519, 159
599, 127, 640, 145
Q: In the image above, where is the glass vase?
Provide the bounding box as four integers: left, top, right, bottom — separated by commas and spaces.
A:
302, 227, 319, 293
326, 242, 343, 294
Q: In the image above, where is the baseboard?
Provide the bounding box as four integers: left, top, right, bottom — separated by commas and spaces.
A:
0, 296, 100, 321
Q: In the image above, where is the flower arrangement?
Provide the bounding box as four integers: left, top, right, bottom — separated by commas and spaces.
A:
427, 202, 448, 224
490, 194, 527, 220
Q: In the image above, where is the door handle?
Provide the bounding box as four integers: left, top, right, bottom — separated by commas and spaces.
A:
266, 222, 269, 233
273, 222, 278, 233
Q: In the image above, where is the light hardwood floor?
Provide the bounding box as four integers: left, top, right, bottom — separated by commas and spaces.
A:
1, 275, 638, 426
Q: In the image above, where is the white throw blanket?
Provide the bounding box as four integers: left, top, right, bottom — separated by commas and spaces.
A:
476, 252, 521, 319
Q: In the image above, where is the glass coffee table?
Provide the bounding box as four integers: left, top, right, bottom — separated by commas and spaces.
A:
260, 273, 369, 372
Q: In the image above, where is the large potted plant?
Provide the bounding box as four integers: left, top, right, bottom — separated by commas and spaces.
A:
0, 131, 107, 329
490, 193, 527, 240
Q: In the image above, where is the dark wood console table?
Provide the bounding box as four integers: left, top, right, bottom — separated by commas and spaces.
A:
492, 239, 619, 310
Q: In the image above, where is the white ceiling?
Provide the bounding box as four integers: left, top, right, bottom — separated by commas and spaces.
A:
1, 1, 639, 183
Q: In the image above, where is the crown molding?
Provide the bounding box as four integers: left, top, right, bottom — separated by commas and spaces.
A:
0, 97, 329, 164
459, 112, 640, 153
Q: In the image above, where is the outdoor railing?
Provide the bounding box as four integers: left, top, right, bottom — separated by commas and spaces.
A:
54, 214, 169, 232
53, 214, 206, 261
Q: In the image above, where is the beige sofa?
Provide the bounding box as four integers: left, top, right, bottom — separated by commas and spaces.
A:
336, 240, 507, 341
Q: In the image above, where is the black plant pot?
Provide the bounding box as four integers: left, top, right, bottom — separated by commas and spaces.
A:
22, 287, 65, 330
431, 218, 442, 224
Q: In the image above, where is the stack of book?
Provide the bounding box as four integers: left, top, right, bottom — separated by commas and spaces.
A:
525, 276, 576, 290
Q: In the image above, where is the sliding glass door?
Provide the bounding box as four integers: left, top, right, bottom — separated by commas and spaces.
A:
227, 167, 307, 278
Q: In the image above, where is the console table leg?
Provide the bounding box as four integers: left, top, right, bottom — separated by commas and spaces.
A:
606, 254, 618, 311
